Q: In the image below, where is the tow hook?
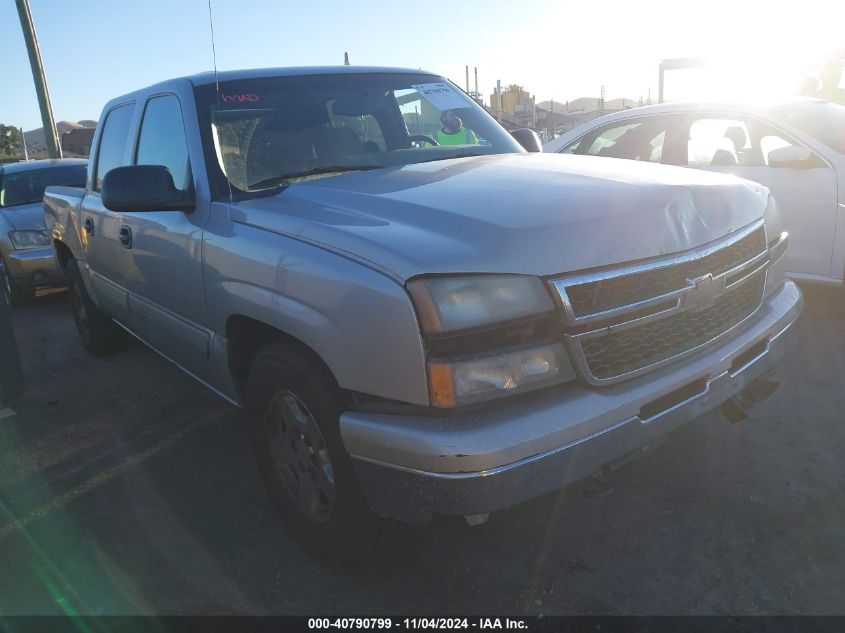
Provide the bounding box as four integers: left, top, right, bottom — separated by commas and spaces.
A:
721, 377, 780, 424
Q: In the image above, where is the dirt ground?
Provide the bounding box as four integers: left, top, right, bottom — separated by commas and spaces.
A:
1, 284, 843, 615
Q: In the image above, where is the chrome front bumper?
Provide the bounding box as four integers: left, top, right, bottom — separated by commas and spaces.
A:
342, 281, 803, 523
4, 246, 63, 288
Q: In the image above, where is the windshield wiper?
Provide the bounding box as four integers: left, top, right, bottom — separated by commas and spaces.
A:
248, 165, 381, 190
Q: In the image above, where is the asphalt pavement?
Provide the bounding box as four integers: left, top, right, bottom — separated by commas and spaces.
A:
1, 285, 843, 615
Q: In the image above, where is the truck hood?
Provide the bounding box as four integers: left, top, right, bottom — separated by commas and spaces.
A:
230, 153, 769, 281
0, 202, 46, 231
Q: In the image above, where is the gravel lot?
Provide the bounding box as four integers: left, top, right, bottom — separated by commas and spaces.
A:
1, 284, 843, 615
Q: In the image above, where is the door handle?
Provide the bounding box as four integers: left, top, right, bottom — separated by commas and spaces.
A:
83, 217, 94, 235
118, 226, 132, 249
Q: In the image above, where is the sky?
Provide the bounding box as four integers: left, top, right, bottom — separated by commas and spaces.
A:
2, 0, 843, 131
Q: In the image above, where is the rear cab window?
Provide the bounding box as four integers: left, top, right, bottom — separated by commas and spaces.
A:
94, 104, 135, 191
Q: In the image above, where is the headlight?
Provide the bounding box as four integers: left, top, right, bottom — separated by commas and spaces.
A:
9, 230, 51, 250
407, 274, 554, 333
407, 274, 575, 406
428, 342, 575, 406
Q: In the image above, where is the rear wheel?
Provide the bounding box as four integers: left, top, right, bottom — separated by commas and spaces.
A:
245, 340, 389, 558
66, 259, 126, 356
0, 255, 35, 305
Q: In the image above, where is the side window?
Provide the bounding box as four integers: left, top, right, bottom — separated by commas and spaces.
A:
687, 118, 751, 167
580, 120, 667, 162
759, 134, 792, 162
94, 104, 134, 191
752, 121, 820, 167
559, 139, 582, 154
136, 95, 191, 191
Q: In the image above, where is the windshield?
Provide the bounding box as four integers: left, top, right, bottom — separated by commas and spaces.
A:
771, 100, 845, 154
194, 73, 523, 195
0, 165, 87, 208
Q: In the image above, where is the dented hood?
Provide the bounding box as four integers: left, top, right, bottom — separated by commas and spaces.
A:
230, 153, 769, 280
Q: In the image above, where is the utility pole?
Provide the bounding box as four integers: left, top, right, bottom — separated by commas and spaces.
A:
474, 67, 478, 100
496, 79, 502, 122
344, 52, 350, 65
598, 84, 606, 118
20, 128, 29, 161
15, 0, 61, 159
465, 65, 470, 93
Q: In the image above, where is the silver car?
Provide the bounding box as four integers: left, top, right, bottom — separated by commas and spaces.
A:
0, 159, 87, 303
544, 99, 845, 286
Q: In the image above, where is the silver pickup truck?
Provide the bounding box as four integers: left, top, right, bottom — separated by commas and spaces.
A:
44, 67, 802, 554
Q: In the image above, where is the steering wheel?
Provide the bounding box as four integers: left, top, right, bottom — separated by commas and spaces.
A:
409, 134, 438, 147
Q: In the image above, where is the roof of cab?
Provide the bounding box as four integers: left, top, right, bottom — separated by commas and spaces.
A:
0, 158, 88, 175
113, 67, 441, 99
184, 66, 439, 86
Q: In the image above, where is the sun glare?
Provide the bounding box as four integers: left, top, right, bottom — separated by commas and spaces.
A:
658, 3, 842, 103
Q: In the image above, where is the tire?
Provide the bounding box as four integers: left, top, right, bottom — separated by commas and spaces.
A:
65, 258, 126, 356
245, 340, 390, 558
0, 255, 35, 306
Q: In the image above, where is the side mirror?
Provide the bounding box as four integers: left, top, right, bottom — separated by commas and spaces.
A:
101, 165, 195, 212
767, 145, 815, 169
511, 128, 543, 153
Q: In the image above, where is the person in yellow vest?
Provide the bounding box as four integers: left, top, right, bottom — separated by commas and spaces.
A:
434, 110, 478, 145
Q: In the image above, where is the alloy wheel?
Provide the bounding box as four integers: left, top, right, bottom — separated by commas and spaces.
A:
265, 389, 335, 522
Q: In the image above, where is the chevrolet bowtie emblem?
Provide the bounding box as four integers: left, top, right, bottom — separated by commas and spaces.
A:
683, 274, 725, 313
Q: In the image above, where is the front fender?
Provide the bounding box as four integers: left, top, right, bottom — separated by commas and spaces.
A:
204, 221, 429, 406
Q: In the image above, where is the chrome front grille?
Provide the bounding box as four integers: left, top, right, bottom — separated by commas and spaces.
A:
551, 220, 770, 385
565, 227, 767, 317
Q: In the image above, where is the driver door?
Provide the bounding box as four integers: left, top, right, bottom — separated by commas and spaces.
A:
119, 94, 210, 375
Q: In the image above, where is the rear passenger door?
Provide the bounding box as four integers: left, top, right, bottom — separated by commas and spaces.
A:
119, 94, 211, 372
82, 103, 135, 322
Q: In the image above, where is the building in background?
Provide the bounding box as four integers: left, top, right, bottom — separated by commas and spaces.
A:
484, 82, 643, 140
61, 128, 95, 157
488, 84, 536, 129
489, 84, 532, 115
535, 96, 640, 141
24, 120, 96, 158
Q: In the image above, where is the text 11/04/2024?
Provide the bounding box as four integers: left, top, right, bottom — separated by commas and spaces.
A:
307, 618, 529, 630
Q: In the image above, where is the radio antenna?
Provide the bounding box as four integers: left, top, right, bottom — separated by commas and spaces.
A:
207, 0, 220, 95
206, 0, 233, 202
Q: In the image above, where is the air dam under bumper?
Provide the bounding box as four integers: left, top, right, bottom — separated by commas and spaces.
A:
342, 281, 802, 524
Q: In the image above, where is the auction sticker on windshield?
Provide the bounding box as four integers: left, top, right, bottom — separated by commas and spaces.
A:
411, 83, 468, 110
